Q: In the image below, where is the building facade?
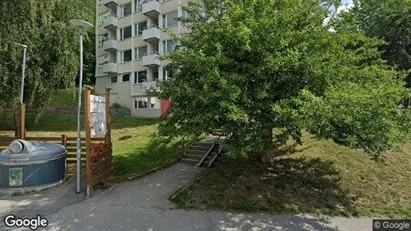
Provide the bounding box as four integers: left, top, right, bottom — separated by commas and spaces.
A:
95, 0, 193, 117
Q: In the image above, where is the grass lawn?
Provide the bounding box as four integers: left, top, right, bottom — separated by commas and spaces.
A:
48, 88, 79, 107
0, 113, 189, 182
171, 132, 411, 218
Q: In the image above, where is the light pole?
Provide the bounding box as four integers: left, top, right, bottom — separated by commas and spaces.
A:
69, 19, 93, 194
15, 43, 27, 104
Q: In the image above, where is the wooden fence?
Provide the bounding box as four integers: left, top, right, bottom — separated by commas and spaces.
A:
0, 135, 105, 164
0, 87, 113, 196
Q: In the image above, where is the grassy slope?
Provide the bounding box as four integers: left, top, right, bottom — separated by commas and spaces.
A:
171, 132, 411, 218
48, 88, 79, 107
0, 113, 188, 182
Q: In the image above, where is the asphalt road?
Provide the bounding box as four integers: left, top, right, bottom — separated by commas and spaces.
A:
1, 163, 375, 231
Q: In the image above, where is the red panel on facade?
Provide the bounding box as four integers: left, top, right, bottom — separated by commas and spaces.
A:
161, 99, 171, 115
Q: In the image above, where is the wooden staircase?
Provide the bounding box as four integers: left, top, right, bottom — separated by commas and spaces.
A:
180, 134, 226, 167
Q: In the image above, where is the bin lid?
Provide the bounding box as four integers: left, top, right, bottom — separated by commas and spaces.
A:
0, 139, 67, 163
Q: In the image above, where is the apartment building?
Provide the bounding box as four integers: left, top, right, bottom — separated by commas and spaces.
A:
95, 0, 194, 117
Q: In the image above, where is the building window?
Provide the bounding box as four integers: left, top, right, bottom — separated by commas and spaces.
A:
162, 10, 178, 28
121, 49, 132, 63
163, 39, 177, 55
163, 67, 176, 80
135, 46, 147, 60
120, 26, 132, 40
153, 71, 159, 81
182, 9, 193, 19
135, 71, 147, 84
135, 97, 148, 109
98, 33, 109, 46
135, 21, 147, 36
120, 2, 132, 17
135, 0, 143, 12
150, 97, 160, 109
122, 73, 130, 82
110, 76, 117, 83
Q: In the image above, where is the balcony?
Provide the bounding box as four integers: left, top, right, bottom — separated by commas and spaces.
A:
101, 61, 117, 74
102, 0, 118, 9
142, 80, 158, 90
142, 26, 160, 42
142, 0, 160, 19
102, 15, 118, 31
142, 52, 160, 66
101, 39, 118, 51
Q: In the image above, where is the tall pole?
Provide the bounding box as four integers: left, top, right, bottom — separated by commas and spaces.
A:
76, 30, 84, 194
20, 46, 27, 104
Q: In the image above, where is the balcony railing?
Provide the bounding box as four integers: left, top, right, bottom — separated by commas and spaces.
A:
142, 0, 160, 18
142, 52, 160, 66
102, 39, 118, 51
101, 61, 117, 74
142, 25, 160, 41
102, 15, 118, 31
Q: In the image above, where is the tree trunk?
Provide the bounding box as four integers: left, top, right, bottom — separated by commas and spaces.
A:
258, 127, 274, 163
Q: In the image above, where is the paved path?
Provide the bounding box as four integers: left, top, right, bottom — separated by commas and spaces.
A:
0, 163, 375, 231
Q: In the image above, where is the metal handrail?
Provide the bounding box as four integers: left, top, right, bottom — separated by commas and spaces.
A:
179, 136, 185, 154
196, 142, 215, 167
207, 134, 226, 168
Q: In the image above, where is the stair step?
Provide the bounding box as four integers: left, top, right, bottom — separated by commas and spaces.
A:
195, 142, 215, 147
186, 150, 206, 155
180, 158, 199, 164
190, 145, 211, 151
183, 154, 204, 160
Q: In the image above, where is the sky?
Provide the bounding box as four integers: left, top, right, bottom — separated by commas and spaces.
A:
339, 0, 354, 12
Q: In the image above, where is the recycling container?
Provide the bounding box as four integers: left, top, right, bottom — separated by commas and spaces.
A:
0, 139, 66, 193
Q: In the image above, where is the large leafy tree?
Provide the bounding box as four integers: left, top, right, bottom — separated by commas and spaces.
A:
158, 0, 411, 160
0, 0, 95, 110
333, 0, 411, 85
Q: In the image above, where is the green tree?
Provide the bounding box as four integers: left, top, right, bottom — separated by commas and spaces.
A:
333, 0, 411, 85
0, 0, 95, 110
158, 0, 411, 160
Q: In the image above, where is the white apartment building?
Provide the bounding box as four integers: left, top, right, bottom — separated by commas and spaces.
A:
95, 0, 194, 117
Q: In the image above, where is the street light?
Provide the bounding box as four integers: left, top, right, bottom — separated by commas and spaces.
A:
69, 19, 93, 194
15, 42, 27, 104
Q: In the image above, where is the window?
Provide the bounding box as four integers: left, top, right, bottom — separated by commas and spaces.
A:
134, 97, 159, 109
135, 97, 148, 109
150, 97, 160, 109
135, 0, 143, 12
135, 71, 147, 84
162, 11, 178, 28
135, 46, 147, 60
163, 67, 176, 80
153, 71, 159, 81
120, 26, 132, 40
121, 49, 132, 63
163, 39, 177, 55
122, 73, 130, 82
110, 76, 117, 83
98, 33, 109, 46
135, 21, 147, 36
182, 9, 193, 19
120, 2, 132, 17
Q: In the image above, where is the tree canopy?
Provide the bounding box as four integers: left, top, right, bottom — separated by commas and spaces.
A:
333, 0, 411, 85
0, 0, 95, 110
158, 0, 411, 159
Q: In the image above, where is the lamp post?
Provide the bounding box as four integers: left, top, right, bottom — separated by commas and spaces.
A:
15, 43, 27, 104
69, 19, 93, 194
